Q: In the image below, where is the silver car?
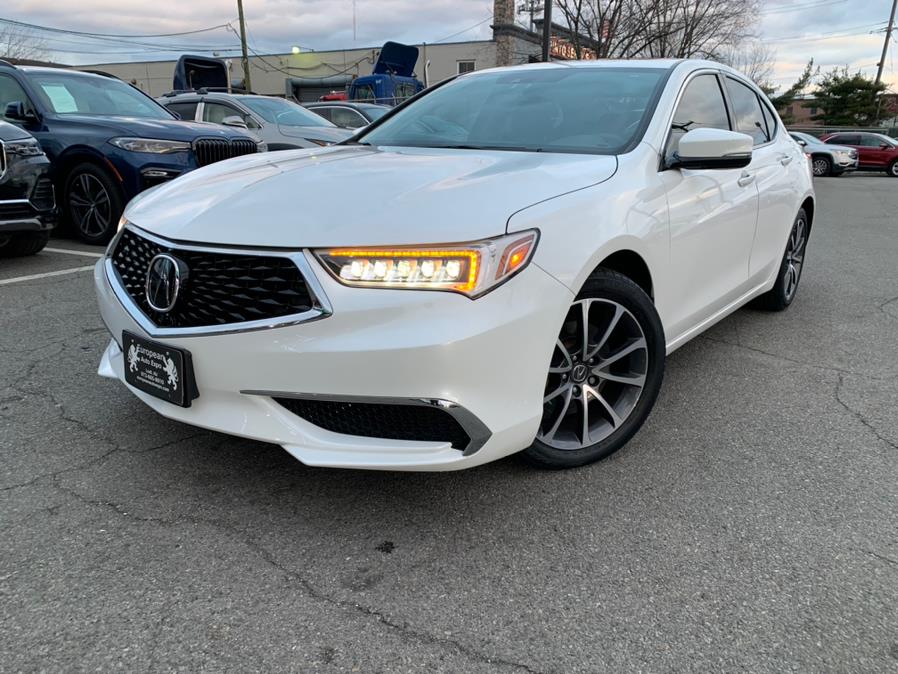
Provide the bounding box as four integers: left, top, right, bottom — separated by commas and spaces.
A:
789, 131, 858, 177
159, 92, 353, 150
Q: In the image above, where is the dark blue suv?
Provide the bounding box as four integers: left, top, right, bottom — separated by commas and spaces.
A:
0, 62, 264, 243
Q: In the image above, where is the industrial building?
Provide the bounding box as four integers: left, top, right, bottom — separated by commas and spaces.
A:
78, 0, 577, 99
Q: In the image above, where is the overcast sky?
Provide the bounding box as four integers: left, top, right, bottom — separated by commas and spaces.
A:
3, 0, 897, 92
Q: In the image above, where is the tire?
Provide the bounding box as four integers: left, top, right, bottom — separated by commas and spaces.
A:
889, 160, 898, 178
753, 208, 809, 312
811, 155, 831, 177
0, 231, 50, 257
64, 162, 124, 245
523, 270, 666, 469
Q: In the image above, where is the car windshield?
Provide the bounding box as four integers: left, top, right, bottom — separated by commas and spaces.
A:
241, 97, 334, 127
28, 71, 172, 119
358, 67, 667, 154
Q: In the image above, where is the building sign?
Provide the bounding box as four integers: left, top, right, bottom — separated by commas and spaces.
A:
550, 36, 597, 60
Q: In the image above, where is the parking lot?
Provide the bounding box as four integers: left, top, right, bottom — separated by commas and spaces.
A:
0, 174, 896, 671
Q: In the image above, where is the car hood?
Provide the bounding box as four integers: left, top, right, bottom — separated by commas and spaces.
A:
53, 114, 256, 141
124, 145, 618, 247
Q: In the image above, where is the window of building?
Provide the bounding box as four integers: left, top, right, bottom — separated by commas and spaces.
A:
457, 61, 475, 74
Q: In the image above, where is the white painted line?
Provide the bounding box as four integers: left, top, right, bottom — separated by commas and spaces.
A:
44, 247, 104, 259
0, 265, 95, 286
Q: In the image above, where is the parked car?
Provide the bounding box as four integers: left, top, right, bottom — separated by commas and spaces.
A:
96, 59, 814, 472
820, 131, 898, 177
158, 92, 352, 150
789, 131, 858, 177
0, 120, 54, 256
305, 102, 390, 129
0, 62, 264, 244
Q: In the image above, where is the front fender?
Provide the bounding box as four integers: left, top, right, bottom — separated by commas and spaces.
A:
506, 146, 672, 320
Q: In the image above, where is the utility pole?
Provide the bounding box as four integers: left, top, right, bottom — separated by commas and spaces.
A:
237, 0, 252, 92
875, 0, 897, 85
541, 0, 552, 61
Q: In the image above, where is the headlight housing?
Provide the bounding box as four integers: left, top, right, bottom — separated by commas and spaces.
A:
314, 230, 538, 298
4, 137, 44, 156
109, 137, 191, 154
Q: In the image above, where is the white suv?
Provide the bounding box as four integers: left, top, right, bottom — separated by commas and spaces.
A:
96, 59, 814, 472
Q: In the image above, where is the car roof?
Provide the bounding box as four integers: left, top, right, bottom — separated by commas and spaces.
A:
19, 66, 105, 79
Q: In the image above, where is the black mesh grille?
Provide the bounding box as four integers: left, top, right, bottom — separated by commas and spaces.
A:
274, 398, 472, 450
110, 228, 314, 328
30, 178, 55, 211
193, 138, 258, 167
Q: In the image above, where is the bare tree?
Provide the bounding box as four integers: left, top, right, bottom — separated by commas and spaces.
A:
719, 39, 777, 91
0, 24, 48, 62
554, 0, 761, 60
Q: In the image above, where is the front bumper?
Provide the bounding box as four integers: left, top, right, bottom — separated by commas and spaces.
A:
95, 256, 573, 471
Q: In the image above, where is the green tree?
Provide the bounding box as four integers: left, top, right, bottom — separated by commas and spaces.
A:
810, 67, 886, 126
770, 59, 816, 123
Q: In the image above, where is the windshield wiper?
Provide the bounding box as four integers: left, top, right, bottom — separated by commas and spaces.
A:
430, 144, 542, 152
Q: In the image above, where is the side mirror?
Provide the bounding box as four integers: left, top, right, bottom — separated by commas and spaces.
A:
4, 101, 38, 123
795, 138, 807, 147
881, 143, 891, 150
221, 115, 248, 129
668, 128, 753, 170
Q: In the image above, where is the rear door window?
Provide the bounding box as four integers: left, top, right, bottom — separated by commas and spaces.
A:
724, 77, 769, 145
166, 101, 198, 121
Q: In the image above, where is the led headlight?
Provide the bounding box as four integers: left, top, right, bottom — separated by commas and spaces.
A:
109, 137, 191, 154
315, 230, 538, 298
4, 137, 44, 156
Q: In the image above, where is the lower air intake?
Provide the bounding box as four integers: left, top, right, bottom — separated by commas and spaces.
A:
273, 397, 473, 450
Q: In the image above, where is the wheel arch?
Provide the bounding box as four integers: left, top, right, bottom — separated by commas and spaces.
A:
800, 195, 815, 233
54, 146, 123, 190
588, 249, 654, 301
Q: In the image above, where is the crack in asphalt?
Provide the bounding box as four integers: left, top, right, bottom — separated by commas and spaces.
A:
880, 295, 898, 319
834, 374, 898, 452
47, 482, 546, 674
698, 334, 893, 380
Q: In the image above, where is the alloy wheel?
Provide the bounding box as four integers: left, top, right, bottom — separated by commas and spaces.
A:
812, 158, 829, 176
69, 173, 112, 239
890, 162, 898, 177
783, 215, 807, 302
537, 298, 648, 450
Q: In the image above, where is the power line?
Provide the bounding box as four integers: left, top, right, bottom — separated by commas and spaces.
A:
0, 16, 233, 39
431, 16, 493, 43
766, 22, 886, 43
761, 0, 848, 15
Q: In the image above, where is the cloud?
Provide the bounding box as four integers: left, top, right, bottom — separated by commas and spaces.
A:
4, 0, 896, 91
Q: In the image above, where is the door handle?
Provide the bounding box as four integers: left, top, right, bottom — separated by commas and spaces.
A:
737, 172, 755, 187
780, 153, 794, 166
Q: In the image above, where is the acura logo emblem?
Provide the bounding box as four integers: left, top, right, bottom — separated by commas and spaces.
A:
145, 254, 185, 313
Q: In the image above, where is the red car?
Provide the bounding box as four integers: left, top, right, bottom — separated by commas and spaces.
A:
820, 131, 898, 177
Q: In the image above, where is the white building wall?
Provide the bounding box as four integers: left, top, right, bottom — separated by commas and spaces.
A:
83, 41, 498, 98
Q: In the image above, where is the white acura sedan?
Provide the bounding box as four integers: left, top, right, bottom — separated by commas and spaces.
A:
95, 59, 814, 471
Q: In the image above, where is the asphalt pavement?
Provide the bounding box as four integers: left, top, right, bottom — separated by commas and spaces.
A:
1, 174, 896, 672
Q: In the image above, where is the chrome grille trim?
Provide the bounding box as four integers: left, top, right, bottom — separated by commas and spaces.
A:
105, 225, 332, 338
